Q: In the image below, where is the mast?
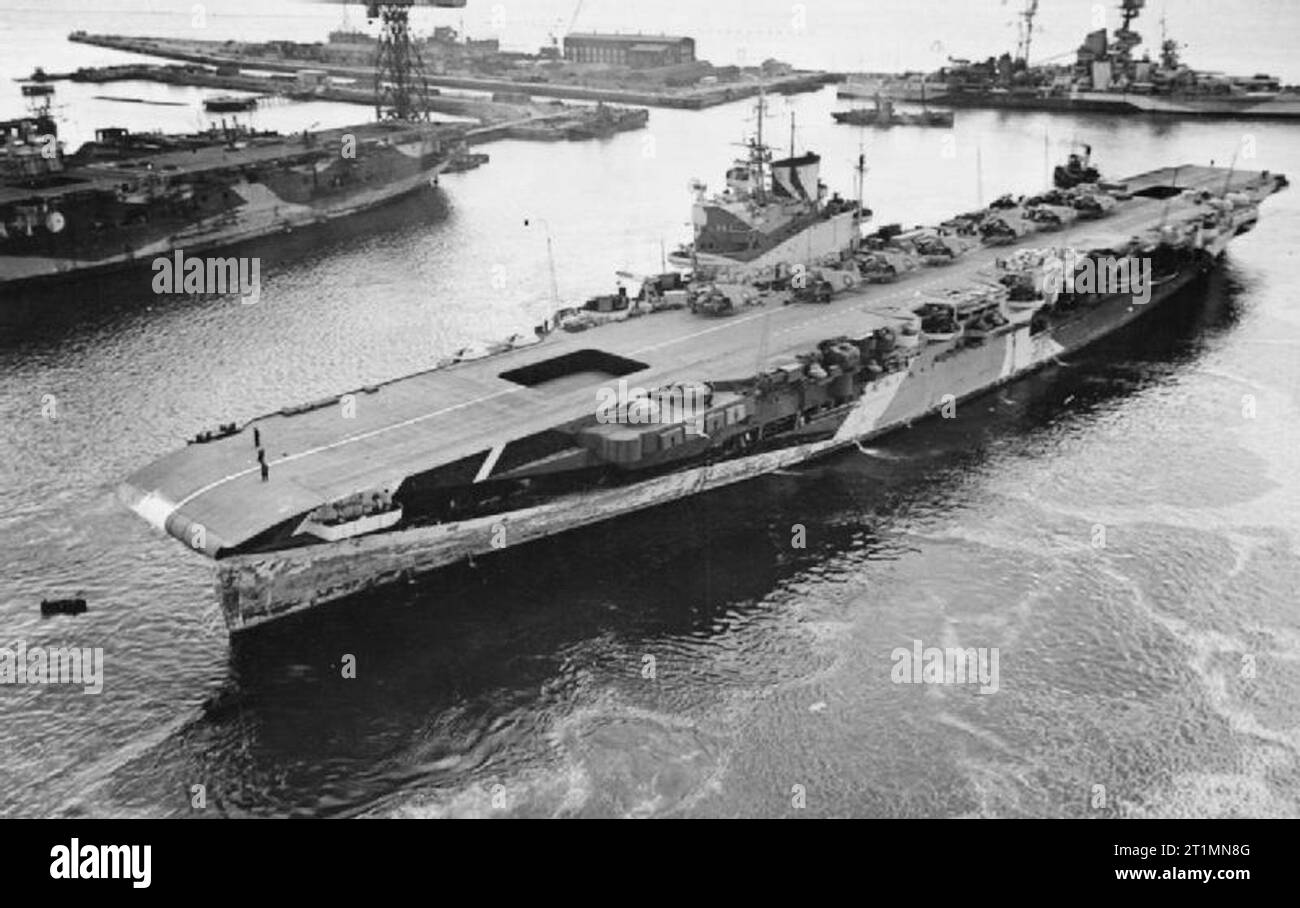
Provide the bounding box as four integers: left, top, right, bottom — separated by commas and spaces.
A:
1222, 148, 1240, 196
754, 90, 767, 204
546, 233, 559, 309
789, 111, 796, 159
1043, 129, 1050, 188
1115, 0, 1144, 64
854, 139, 867, 250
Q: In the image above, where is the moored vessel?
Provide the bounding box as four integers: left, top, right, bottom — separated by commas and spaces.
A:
0, 115, 462, 293
854, 1, 1300, 120
203, 93, 259, 112
832, 95, 954, 128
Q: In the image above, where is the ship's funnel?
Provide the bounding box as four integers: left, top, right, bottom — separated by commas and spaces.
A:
770, 153, 821, 202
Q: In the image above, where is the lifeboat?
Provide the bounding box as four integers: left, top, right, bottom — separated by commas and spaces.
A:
296, 489, 402, 542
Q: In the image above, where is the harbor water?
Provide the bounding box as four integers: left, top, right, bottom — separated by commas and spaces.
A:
1, 0, 1298, 817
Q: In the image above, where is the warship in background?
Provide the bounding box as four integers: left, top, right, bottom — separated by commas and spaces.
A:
0, 113, 460, 292
1, 1, 467, 295
841, 0, 1300, 119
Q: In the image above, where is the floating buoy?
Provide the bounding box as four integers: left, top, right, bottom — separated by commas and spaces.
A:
40, 597, 87, 616
45, 210, 65, 233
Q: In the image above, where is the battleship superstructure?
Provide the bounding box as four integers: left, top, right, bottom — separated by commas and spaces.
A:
843, 0, 1300, 119
0, 115, 459, 292
119, 128, 1287, 631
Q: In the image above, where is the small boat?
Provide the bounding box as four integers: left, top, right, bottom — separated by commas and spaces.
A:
21, 83, 55, 98
443, 150, 490, 173
297, 508, 402, 542
296, 490, 402, 542
204, 94, 258, 112
833, 92, 954, 128
41, 597, 87, 616
1054, 144, 1101, 189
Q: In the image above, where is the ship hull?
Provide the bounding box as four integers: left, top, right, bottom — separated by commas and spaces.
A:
213, 244, 1223, 632
939, 90, 1300, 119
1, 163, 449, 294
839, 77, 1300, 119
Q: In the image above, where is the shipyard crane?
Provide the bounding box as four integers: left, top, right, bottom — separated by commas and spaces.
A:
366, 1, 436, 121
1013, 0, 1039, 65
546, 0, 586, 58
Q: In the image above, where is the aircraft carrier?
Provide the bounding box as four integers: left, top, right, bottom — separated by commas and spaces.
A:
117, 120, 1287, 632
0, 115, 460, 292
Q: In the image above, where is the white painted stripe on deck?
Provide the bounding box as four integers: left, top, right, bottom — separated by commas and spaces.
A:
474, 443, 505, 483
129, 488, 179, 533
173, 387, 525, 509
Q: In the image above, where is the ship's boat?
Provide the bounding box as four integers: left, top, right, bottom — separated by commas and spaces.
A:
297, 489, 402, 541
1055, 149, 1101, 189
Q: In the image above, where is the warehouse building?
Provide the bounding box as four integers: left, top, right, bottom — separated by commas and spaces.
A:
563, 33, 696, 68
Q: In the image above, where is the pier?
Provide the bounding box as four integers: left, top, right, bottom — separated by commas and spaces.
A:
27, 62, 651, 146
66, 31, 837, 110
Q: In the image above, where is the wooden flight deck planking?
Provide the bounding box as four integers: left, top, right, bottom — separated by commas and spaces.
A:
123, 165, 1274, 555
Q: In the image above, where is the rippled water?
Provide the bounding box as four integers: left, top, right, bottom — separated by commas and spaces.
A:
1, 0, 1298, 818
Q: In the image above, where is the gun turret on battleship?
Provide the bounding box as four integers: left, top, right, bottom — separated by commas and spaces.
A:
846, 0, 1300, 120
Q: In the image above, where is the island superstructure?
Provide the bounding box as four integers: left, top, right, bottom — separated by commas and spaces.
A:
668, 96, 865, 281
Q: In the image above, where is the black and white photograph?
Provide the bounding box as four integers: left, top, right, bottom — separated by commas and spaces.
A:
0, 0, 1295, 874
